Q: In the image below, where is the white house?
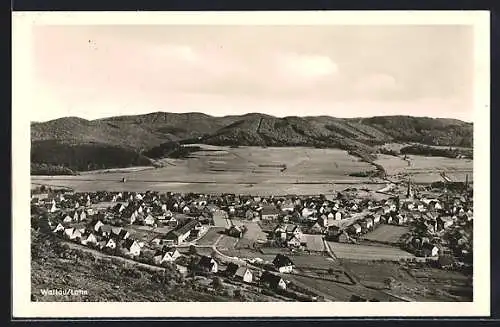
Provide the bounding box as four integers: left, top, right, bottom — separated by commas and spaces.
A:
273, 254, 294, 273
94, 220, 104, 232
81, 233, 98, 246
53, 223, 65, 234
49, 202, 58, 213
123, 239, 141, 256
422, 243, 439, 257
301, 207, 315, 218
198, 256, 218, 273
144, 215, 156, 226
350, 223, 362, 235
335, 211, 342, 220
154, 248, 181, 264
105, 238, 117, 249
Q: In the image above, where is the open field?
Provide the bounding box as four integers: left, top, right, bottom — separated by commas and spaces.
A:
285, 274, 398, 302
216, 235, 240, 250
341, 260, 472, 301
32, 145, 386, 195
290, 254, 337, 269
241, 221, 267, 241
212, 214, 228, 227
375, 154, 472, 183
79, 166, 155, 175
327, 242, 415, 261
89, 201, 121, 209
362, 225, 410, 245
123, 226, 161, 243
196, 227, 225, 246
31, 179, 385, 196
219, 248, 277, 263
303, 234, 325, 252
32, 145, 472, 194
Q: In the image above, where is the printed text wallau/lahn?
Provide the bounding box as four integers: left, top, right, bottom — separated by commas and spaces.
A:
40, 288, 89, 296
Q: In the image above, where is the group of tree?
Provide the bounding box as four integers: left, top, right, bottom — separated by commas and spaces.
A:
31, 140, 152, 172
400, 144, 472, 159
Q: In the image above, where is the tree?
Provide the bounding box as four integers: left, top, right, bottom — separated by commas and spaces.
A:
188, 245, 197, 255
212, 277, 223, 290
384, 277, 395, 289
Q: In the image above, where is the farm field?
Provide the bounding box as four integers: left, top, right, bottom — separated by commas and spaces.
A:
31, 145, 386, 195
289, 254, 337, 269
341, 260, 472, 301
241, 221, 267, 241
196, 227, 226, 246
327, 242, 415, 261
375, 154, 472, 183
409, 267, 473, 301
303, 234, 325, 252
123, 226, 162, 243
219, 248, 277, 263
216, 235, 240, 250
89, 201, 120, 209
286, 274, 397, 302
212, 214, 228, 228
362, 224, 410, 245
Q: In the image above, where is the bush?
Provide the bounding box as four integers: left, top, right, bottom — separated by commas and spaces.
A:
212, 277, 223, 290
188, 245, 197, 255
400, 144, 472, 159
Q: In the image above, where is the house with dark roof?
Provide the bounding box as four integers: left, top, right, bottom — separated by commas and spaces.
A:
272, 254, 294, 273
99, 224, 113, 237
260, 271, 287, 290
153, 247, 181, 265
81, 231, 98, 246
225, 263, 253, 283
123, 239, 141, 257
349, 223, 362, 235
261, 205, 280, 220
111, 227, 130, 240
227, 225, 244, 238
197, 255, 218, 273
421, 243, 439, 257
164, 219, 199, 245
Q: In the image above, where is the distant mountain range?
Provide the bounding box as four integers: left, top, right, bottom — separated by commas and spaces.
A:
31, 112, 473, 174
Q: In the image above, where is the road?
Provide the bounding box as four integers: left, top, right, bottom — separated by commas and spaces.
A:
63, 241, 167, 272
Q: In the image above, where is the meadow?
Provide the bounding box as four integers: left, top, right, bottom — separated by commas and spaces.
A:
32, 145, 380, 195
374, 154, 472, 183
31, 145, 473, 195
361, 225, 410, 245
327, 242, 415, 261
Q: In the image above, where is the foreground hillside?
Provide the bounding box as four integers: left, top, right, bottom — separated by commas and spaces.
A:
31, 230, 235, 302
31, 112, 473, 172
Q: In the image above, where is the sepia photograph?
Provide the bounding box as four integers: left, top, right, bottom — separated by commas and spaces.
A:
12, 11, 490, 318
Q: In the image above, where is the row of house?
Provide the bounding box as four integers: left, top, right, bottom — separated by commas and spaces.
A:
53, 221, 142, 256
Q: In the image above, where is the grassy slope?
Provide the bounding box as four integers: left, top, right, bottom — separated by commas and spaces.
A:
31, 231, 233, 302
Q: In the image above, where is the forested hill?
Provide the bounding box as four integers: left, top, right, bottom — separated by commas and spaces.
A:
31, 113, 473, 173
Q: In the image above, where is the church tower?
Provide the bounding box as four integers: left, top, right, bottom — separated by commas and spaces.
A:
406, 177, 414, 199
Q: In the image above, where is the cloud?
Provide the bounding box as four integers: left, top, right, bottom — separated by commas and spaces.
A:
354, 73, 403, 99
275, 53, 338, 79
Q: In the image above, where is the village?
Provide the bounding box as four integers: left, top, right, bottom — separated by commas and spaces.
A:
30, 179, 474, 302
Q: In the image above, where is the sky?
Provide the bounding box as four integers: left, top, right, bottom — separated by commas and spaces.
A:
32, 25, 474, 122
